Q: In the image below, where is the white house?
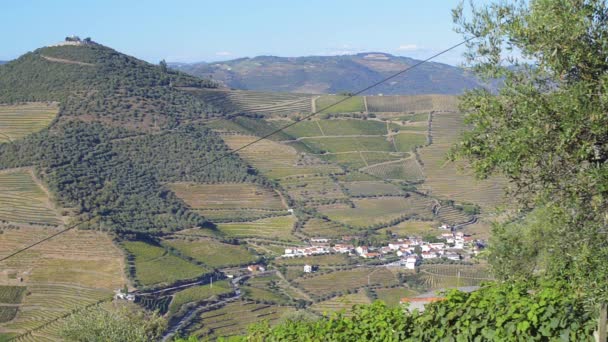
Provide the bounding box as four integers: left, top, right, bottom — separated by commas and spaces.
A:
429, 243, 446, 250
445, 253, 461, 261
388, 242, 408, 250
421, 252, 438, 259
405, 256, 419, 270
332, 244, 354, 254
304, 264, 313, 273
355, 246, 369, 256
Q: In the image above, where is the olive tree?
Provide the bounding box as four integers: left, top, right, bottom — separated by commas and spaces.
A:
452, 0, 608, 303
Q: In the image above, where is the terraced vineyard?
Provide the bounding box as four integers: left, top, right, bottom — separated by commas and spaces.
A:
341, 181, 405, 196
187, 88, 312, 115
362, 157, 425, 181
122, 241, 210, 287
295, 268, 398, 298
418, 264, 494, 289
310, 290, 371, 316
0, 169, 63, 226
375, 220, 441, 238
301, 218, 360, 238
280, 175, 347, 202
316, 95, 365, 113
318, 194, 434, 228
170, 182, 288, 221
216, 215, 297, 241
299, 136, 394, 153
162, 237, 258, 268
185, 301, 295, 340
168, 280, 233, 314
0, 103, 58, 143
436, 206, 473, 225
222, 135, 341, 179
365, 95, 458, 113
418, 112, 506, 210
0, 227, 125, 340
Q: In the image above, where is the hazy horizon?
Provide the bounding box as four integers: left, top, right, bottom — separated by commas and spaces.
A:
2, 0, 468, 66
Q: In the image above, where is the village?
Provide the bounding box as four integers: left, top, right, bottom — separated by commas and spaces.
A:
281, 224, 485, 272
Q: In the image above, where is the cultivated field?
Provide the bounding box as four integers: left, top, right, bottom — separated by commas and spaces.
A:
241, 286, 290, 304
162, 238, 258, 268
187, 88, 312, 115
294, 268, 398, 298
318, 195, 434, 228
418, 264, 494, 289
0, 103, 58, 143
222, 135, 341, 179
299, 136, 394, 153
316, 95, 365, 113
362, 157, 425, 181
393, 133, 427, 152
169, 183, 284, 210
0, 227, 126, 340
365, 95, 458, 113
419, 111, 506, 210
168, 280, 232, 314
186, 301, 295, 340
301, 218, 361, 238
280, 175, 347, 202
169, 182, 287, 221
122, 241, 209, 287
0, 169, 63, 226
342, 181, 405, 196
375, 220, 441, 238
310, 290, 371, 316
216, 215, 297, 241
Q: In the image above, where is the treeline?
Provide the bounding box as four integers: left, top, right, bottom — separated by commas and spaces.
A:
0, 121, 262, 234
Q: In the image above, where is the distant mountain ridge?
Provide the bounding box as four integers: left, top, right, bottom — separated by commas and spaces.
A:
171, 52, 489, 95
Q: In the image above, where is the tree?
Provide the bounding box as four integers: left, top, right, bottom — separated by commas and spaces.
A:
451, 0, 608, 302
159, 59, 168, 73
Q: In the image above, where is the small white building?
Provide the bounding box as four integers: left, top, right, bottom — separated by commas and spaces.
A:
304, 264, 313, 273
445, 253, 461, 261
421, 252, 438, 259
405, 256, 419, 270
355, 246, 369, 256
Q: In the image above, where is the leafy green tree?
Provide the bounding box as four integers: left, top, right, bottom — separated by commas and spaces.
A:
60, 305, 166, 342
451, 0, 608, 302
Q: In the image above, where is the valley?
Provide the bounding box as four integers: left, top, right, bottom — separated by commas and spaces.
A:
0, 42, 501, 341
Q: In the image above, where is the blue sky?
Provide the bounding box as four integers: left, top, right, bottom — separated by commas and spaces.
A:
1, 0, 467, 65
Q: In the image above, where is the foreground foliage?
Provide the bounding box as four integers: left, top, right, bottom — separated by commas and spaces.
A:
60, 305, 166, 342
239, 281, 595, 341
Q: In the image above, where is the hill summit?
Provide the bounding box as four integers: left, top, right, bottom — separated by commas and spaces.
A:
171, 52, 489, 95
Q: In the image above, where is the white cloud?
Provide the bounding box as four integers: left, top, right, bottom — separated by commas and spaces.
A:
397, 44, 418, 51
215, 51, 232, 56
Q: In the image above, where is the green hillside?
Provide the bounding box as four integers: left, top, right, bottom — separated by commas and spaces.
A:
0, 43, 264, 234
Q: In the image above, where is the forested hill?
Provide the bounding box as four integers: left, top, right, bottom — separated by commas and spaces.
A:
0, 43, 219, 129
171, 53, 489, 95
0, 42, 263, 235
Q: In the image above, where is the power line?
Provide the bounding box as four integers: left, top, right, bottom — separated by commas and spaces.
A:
0, 217, 94, 263
0, 37, 474, 265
